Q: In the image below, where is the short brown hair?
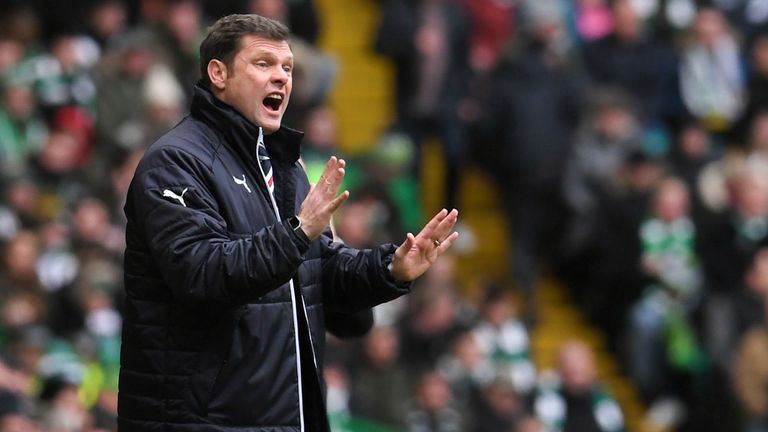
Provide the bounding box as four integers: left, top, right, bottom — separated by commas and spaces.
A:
199, 14, 290, 87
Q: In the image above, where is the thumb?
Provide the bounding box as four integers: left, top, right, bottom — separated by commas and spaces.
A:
396, 233, 415, 258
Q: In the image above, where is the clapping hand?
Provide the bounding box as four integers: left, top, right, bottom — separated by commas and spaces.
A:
389, 208, 459, 282
298, 156, 349, 240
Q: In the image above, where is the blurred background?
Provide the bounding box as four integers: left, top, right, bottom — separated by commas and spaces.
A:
1, 0, 768, 431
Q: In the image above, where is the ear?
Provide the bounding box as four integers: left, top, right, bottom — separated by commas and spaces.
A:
207, 59, 228, 91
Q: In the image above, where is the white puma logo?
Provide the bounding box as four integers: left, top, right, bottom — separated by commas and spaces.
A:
233, 174, 252, 193
162, 188, 188, 207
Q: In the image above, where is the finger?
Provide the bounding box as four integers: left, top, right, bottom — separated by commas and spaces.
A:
327, 190, 350, 213
414, 209, 452, 247
314, 157, 338, 192
434, 209, 459, 239
307, 178, 324, 200
435, 231, 459, 253
320, 156, 339, 182
334, 167, 346, 184
418, 208, 449, 237
396, 233, 416, 258
326, 167, 346, 195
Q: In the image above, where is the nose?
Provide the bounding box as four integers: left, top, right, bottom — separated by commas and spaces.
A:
271, 66, 289, 85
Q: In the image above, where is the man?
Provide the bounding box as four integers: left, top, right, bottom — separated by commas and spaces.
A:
118, 13, 459, 432
534, 341, 625, 432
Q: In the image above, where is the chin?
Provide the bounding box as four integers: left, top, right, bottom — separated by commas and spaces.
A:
261, 123, 281, 134
258, 114, 283, 134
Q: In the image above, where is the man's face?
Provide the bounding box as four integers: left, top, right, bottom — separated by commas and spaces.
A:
219, 35, 293, 134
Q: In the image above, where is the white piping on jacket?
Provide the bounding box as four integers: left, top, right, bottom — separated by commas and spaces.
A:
256, 127, 306, 431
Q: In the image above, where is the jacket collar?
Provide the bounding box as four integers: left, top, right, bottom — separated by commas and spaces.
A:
189, 82, 304, 164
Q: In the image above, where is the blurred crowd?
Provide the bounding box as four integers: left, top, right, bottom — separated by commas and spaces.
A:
2, 0, 768, 431
370, 0, 768, 430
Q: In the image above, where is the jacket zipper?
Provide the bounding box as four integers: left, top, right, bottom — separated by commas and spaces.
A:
254, 127, 307, 431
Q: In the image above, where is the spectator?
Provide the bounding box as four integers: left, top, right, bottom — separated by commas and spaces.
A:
405, 371, 464, 432
0, 38, 25, 77
324, 363, 351, 425
0, 231, 45, 332
581, 0, 668, 123
515, 415, 545, 432
356, 132, 423, 234
471, 284, 536, 395
349, 326, 411, 427
679, 7, 746, 136
94, 29, 158, 152
739, 248, 768, 333
562, 89, 641, 257
0, 82, 47, 181
667, 119, 717, 220
733, 291, 768, 432
706, 248, 768, 370
84, 0, 128, 49
735, 32, 768, 141
589, 151, 665, 350
628, 177, 705, 404
30, 108, 95, 215
398, 280, 472, 373
71, 197, 124, 259
148, 0, 204, 100
0, 412, 40, 432
459, 0, 515, 73
17, 32, 99, 116
473, 379, 525, 432
374, 0, 472, 212
246, 0, 320, 45
141, 62, 185, 143
481, 7, 583, 320
0, 356, 36, 415
437, 331, 495, 419
698, 160, 768, 294
746, 111, 768, 162
534, 341, 625, 432
38, 375, 86, 432
334, 193, 396, 248
4, 179, 44, 229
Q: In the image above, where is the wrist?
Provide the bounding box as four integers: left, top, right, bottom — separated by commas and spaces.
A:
287, 215, 310, 243
288, 215, 302, 232
384, 252, 411, 287
385, 253, 403, 282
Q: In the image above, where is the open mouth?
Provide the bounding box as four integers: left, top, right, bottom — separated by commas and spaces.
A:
263, 93, 283, 112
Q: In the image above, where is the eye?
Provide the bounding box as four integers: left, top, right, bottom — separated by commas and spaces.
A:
283, 65, 292, 74
255, 61, 268, 69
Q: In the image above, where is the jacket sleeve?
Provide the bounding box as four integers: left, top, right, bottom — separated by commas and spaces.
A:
126, 146, 310, 306
320, 236, 411, 313
324, 308, 374, 339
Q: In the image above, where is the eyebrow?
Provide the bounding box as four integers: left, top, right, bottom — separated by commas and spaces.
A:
242, 49, 293, 64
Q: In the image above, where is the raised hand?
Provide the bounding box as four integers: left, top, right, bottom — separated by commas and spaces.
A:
389, 208, 459, 282
297, 156, 349, 240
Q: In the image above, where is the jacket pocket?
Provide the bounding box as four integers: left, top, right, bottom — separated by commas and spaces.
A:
185, 306, 247, 416
204, 301, 300, 426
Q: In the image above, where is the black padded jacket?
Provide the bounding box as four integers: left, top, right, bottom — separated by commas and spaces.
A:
118, 84, 410, 431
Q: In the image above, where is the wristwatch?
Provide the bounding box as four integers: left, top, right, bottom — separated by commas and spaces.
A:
287, 215, 303, 232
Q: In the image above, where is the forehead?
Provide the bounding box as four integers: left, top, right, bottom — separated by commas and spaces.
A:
236, 35, 292, 59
